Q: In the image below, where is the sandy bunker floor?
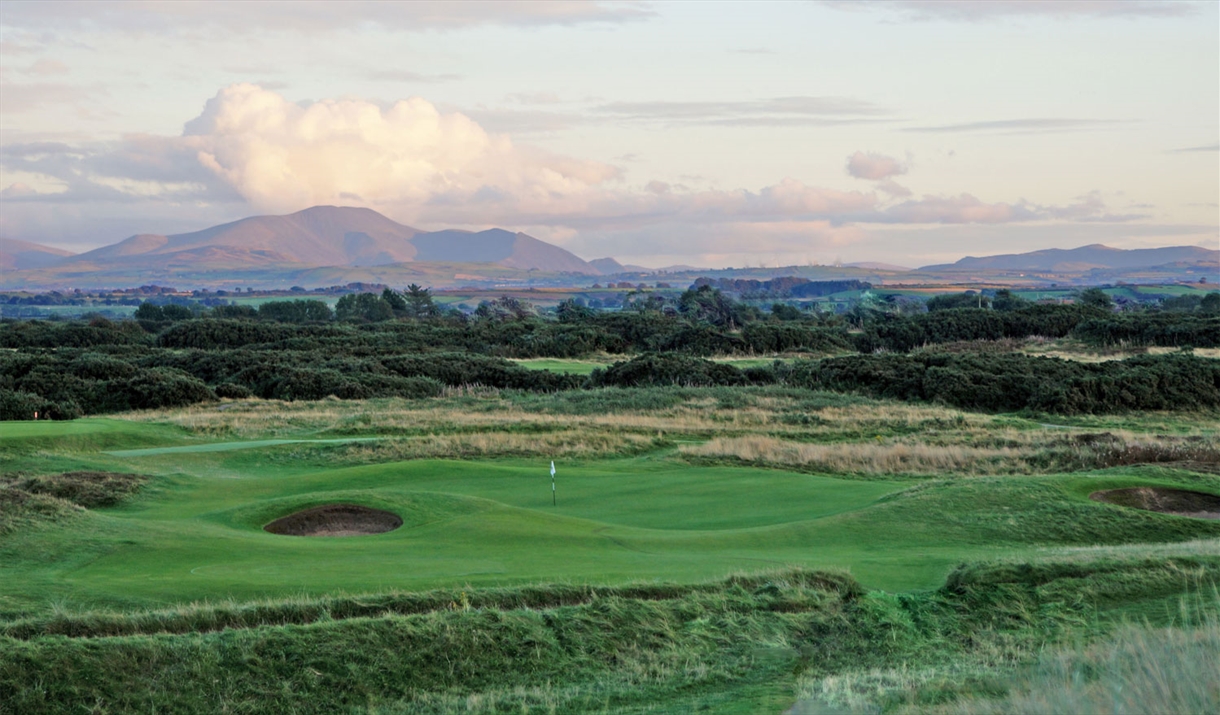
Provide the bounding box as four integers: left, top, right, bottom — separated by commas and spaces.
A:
1090, 487, 1220, 520
264, 504, 403, 537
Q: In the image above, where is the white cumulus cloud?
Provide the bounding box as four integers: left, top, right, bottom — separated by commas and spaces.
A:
181, 84, 620, 221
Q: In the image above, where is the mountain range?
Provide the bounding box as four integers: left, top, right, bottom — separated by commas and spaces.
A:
920, 244, 1218, 273
49, 206, 596, 274
2, 206, 1216, 289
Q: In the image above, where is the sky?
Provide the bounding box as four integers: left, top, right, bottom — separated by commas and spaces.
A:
1, 0, 1217, 269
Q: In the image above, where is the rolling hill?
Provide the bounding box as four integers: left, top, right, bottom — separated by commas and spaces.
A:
921, 243, 1219, 273
0, 238, 76, 270
3, 207, 602, 288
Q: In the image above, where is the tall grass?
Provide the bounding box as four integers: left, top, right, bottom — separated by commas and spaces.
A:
937, 619, 1220, 715
681, 432, 1220, 477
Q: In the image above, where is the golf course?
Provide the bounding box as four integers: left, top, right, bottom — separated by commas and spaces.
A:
3, 386, 1220, 713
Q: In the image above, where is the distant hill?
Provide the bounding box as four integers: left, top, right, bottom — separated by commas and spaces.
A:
921, 244, 1219, 272
412, 228, 595, 273
69, 206, 421, 268
589, 257, 653, 274
47, 206, 598, 277
0, 238, 75, 270
845, 261, 910, 272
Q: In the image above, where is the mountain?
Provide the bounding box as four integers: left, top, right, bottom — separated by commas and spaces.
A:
589, 257, 653, 274
0, 238, 76, 270
70, 206, 420, 268
54, 206, 598, 275
921, 244, 1219, 273
410, 228, 595, 273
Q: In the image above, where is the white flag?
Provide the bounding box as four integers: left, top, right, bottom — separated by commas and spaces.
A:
550, 461, 556, 477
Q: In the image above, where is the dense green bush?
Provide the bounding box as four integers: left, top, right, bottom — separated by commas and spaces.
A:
592, 354, 749, 388
4, 299, 1220, 419
787, 352, 1220, 414
1073, 313, 1220, 348
855, 305, 1096, 352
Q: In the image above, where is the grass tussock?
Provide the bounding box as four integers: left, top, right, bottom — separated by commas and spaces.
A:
681, 431, 1220, 477
0, 487, 82, 535
0, 471, 145, 534
0, 470, 147, 508
933, 620, 1220, 715
683, 436, 1022, 476
279, 430, 663, 465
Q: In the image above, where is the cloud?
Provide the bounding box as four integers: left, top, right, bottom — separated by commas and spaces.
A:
879, 194, 1035, 224
366, 70, 462, 83
872, 191, 1144, 225
0, 1, 652, 35
0, 82, 102, 113
456, 107, 583, 134
505, 92, 562, 105
593, 96, 891, 126
0, 84, 1153, 260
177, 84, 620, 218
1, 183, 40, 198
820, 1, 1196, 21
16, 59, 69, 76
846, 151, 907, 180
1168, 143, 1220, 153
903, 118, 1124, 134
875, 180, 911, 198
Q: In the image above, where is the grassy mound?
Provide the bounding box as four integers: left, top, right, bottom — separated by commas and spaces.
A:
2, 471, 147, 508
0, 470, 147, 535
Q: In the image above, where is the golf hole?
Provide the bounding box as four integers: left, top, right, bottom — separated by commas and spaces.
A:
263, 504, 403, 537
1090, 487, 1220, 520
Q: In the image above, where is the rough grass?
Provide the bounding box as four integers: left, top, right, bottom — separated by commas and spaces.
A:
931, 620, 1220, 715
681, 431, 1220, 477
0, 487, 81, 535
0, 470, 147, 508
0, 471, 146, 534
116, 389, 1220, 475
5, 559, 1217, 715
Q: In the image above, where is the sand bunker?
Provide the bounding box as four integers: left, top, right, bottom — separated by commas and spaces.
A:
1090, 487, 1220, 520
263, 504, 403, 537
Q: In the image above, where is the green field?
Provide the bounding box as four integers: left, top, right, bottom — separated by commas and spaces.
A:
3, 398, 1220, 713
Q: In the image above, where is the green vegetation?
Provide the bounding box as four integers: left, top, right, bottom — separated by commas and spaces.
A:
2, 292, 1219, 712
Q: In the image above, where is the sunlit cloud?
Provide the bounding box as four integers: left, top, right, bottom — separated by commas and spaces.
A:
846, 151, 907, 181
903, 118, 1126, 134
592, 96, 892, 127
